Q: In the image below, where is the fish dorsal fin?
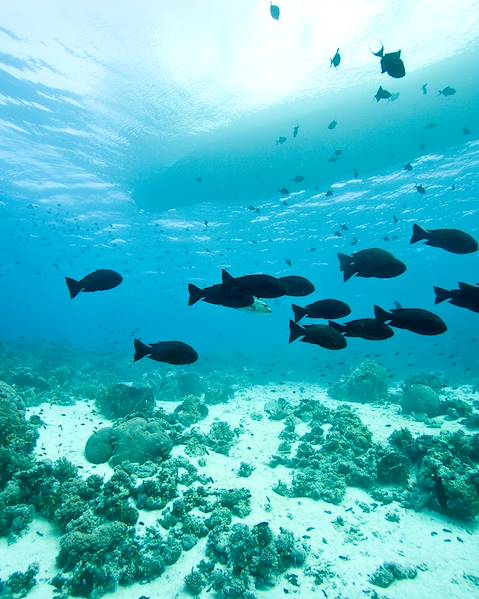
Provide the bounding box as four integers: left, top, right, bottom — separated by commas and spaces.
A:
393, 300, 402, 310
372, 44, 384, 58
458, 281, 478, 292
221, 269, 234, 285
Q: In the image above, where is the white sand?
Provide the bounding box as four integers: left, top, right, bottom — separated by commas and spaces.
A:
1, 385, 478, 599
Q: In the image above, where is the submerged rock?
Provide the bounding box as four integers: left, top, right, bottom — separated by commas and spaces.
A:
96, 383, 155, 419
84, 417, 173, 465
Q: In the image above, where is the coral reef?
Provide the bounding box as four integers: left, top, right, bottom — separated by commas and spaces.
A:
401, 383, 440, 417
84, 417, 173, 465
329, 360, 390, 403
95, 383, 155, 419
186, 522, 307, 598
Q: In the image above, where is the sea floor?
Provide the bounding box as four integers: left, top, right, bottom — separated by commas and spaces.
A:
1, 383, 478, 599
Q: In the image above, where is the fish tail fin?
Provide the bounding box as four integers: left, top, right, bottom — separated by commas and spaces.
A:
433, 286, 451, 304
372, 44, 384, 57
292, 304, 307, 323
188, 283, 204, 306
289, 320, 305, 344
337, 253, 355, 281
374, 305, 391, 322
328, 320, 345, 332
133, 339, 151, 362
65, 277, 82, 299
410, 223, 428, 244
221, 269, 235, 286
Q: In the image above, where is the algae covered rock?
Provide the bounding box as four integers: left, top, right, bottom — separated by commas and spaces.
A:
329, 359, 389, 403
401, 384, 440, 417
0, 380, 38, 489
84, 418, 173, 465
96, 383, 155, 419
84, 428, 114, 464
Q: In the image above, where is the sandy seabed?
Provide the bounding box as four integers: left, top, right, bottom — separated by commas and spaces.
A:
1, 383, 478, 599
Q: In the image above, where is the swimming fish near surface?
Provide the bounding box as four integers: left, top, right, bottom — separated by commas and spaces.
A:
373, 46, 406, 78
328, 120, 337, 130
278, 276, 315, 297
330, 48, 341, 68
338, 248, 406, 281
410, 224, 478, 254
270, 2, 280, 20
222, 269, 287, 298
434, 282, 479, 313
65, 269, 123, 299
188, 283, 254, 308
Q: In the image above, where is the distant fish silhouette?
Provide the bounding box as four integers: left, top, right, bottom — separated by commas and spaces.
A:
422, 83, 428, 95
293, 125, 300, 138
415, 184, 426, 194
276, 136, 287, 144
404, 162, 413, 171
328, 120, 338, 130
375, 86, 392, 102
270, 2, 280, 20
293, 175, 304, 183
330, 48, 341, 68
438, 86, 456, 96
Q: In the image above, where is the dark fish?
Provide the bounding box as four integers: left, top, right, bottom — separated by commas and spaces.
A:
293, 125, 300, 138
415, 184, 426, 194
373, 46, 406, 78
422, 83, 428, 95
353, 169, 359, 178
425, 122, 436, 130
329, 318, 394, 341
292, 299, 351, 322
374, 86, 392, 102
289, 321, 347, 350
196, 176, 203, 183
188, 282, 254, 308
285, 258, 292, 266
334, 230, 342, 237
463, 126, 471, 135
134, 339, 198, 365
330, 48, 341, 68
340, 223, 348, 231
439, 86, 456, 96
337, 248, 406, 281
325, 190, 334, 197
279, 186, 290, 195
334, 149, 343, 156
328, 156, 338, 163
433, 472, 448, 511
434, 283, 479, 313
270, 2, 280, 20
393, 215, 398, 223
276, 136, 287, 144
278, 275, 315, 297
374, 305, 447, 335
404, 162, 413, 171
410, 223, 478, 254
328, 120, 337, 130
294, 175, 304, 183
222, 269, 286, 298
65, 269, 123, 299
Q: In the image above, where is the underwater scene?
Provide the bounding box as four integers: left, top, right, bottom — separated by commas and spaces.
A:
1, 1, 479, 598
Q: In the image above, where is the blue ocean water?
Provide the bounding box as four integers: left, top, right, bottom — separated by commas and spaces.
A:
1, 2, 479, 598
